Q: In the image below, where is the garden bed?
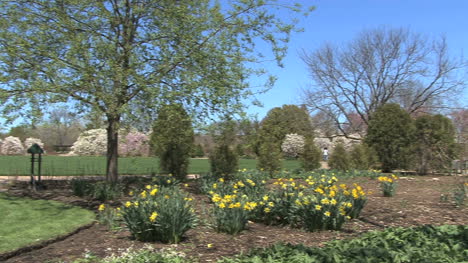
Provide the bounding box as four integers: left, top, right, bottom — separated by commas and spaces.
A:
1, 174, 467, 263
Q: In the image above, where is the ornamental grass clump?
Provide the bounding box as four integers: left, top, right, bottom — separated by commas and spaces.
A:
121, 185, 196, 243
378, 174, 398, 197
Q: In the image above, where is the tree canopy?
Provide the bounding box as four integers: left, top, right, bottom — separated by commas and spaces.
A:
0, 0, 310, 181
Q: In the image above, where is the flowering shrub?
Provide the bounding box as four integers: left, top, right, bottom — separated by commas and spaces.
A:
23, 137, 45, 152
281, 133, 305, 158
1, 136, 24, 155
71, 129, 107, 156
378, 174, 398, 197
121, 185, 196, 243
119, 131, 150, 157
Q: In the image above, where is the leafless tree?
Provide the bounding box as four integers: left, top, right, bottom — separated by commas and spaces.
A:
301, 27, 466, 139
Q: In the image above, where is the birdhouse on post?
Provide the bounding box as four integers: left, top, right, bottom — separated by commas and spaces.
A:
27, 143, 44, 191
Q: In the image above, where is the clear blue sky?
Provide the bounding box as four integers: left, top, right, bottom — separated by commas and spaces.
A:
246, 0, 468, 120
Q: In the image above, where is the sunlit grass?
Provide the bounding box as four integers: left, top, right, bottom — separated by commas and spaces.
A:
0, 193, 95, 253
0, 156, 300, 176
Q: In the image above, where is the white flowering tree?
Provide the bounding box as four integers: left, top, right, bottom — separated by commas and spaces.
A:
24, 137, 45, 152
71, 129, 107, 156
1, 136, 25, 155
281, 133, 305, 158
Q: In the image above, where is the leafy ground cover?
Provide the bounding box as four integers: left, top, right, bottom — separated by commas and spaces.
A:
1, 173, 466, 263
0, 156, 300, 176
0, 193, 95, 254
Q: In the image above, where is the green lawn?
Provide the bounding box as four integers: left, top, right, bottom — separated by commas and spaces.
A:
0, 193, 95, 253
0, 156, 300, 176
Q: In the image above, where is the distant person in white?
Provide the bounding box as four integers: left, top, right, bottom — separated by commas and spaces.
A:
323, 147, 328, 161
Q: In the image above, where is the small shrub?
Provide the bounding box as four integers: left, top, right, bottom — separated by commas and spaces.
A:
91, 182, 123, 202
452, 181, 467, 207
349, 143, 377, 170
257, 141, 282, 176
70, 179, 92, 197
210, 144, 238, 179
300, 137, 321, 171
328, 142, 350, 170
378, 174, 398, 197
121, 185, 196, 243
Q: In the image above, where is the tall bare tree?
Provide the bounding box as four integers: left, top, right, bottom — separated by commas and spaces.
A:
302, 27, 465, 138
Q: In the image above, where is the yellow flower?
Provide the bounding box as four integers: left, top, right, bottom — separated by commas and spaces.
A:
145, 185, 151, 190
184, 184, 189, 187
184, 197, 193, 201
219, 178, 224, 182
243, 202, 257, 211
324, 211, 331, 217
134, 201, 139, 207
295, 200, 302, 206
320, 198, 330, 205
164, 195, 170, 199
212, 183, 217, 189
207, 243, 213, 248
150, 188, 158, 196
140, 191, 147, 198
330, 199, 337, 205
263, 195, 269, 201
167, 179, 171, 184
219, 202, 226, 208
268, 202, 275, 207
315, 205, 322, 211
149, 212, 158, 222
125, 201, 132, 207
329, 190, 336, 198
264, 207, 271, 213
98, 204, 105, 211
129, 191, 134, 196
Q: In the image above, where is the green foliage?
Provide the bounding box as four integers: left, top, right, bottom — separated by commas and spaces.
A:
210, 119, 239, 179
328, 143, 351, 170
71, 247, 190, 263
191, 144, 205, 158
258, 105, 314, 150
412, 114, 459, 174
349, 143, 377, 170
70, 179, 122, 202
151, 104, 194, 181
0, 0, 309, 182
220, 225, 468, 263
365, 103, 415, 172
300, 137, 321, 171
121, 185, 196, 243
257, 140, 282, 176
210, 144, 239, 179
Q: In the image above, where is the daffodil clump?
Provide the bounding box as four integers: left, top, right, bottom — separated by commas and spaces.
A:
209, 176, 267, 234
96, 204, 120, 229
378, 174, 399, 197
120, 184, 196, 243
208, 173, 368, 233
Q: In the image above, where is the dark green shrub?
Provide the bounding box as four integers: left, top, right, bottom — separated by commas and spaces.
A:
412, 114, 459, 174
328, 143, 350, 170
210, 144, 239, 179
365, 103, 414, 172
151, 104, 194, 181
91, 182, 122, 202
70, 179, 91, 197
349, 143, 378, 170
257, 141, 282, 176
300, 137, 321, 171
190, 144, 205, 158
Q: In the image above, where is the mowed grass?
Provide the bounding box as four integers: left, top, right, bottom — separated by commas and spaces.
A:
0, 193, 95, 253
0, 156, 300, 176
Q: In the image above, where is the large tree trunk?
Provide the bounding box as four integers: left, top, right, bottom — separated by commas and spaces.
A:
106, 115, 120, 183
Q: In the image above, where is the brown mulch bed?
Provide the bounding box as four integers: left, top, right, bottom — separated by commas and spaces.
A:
1, 174, 467, 263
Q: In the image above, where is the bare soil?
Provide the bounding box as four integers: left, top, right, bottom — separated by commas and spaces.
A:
1, 175, 467, 263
